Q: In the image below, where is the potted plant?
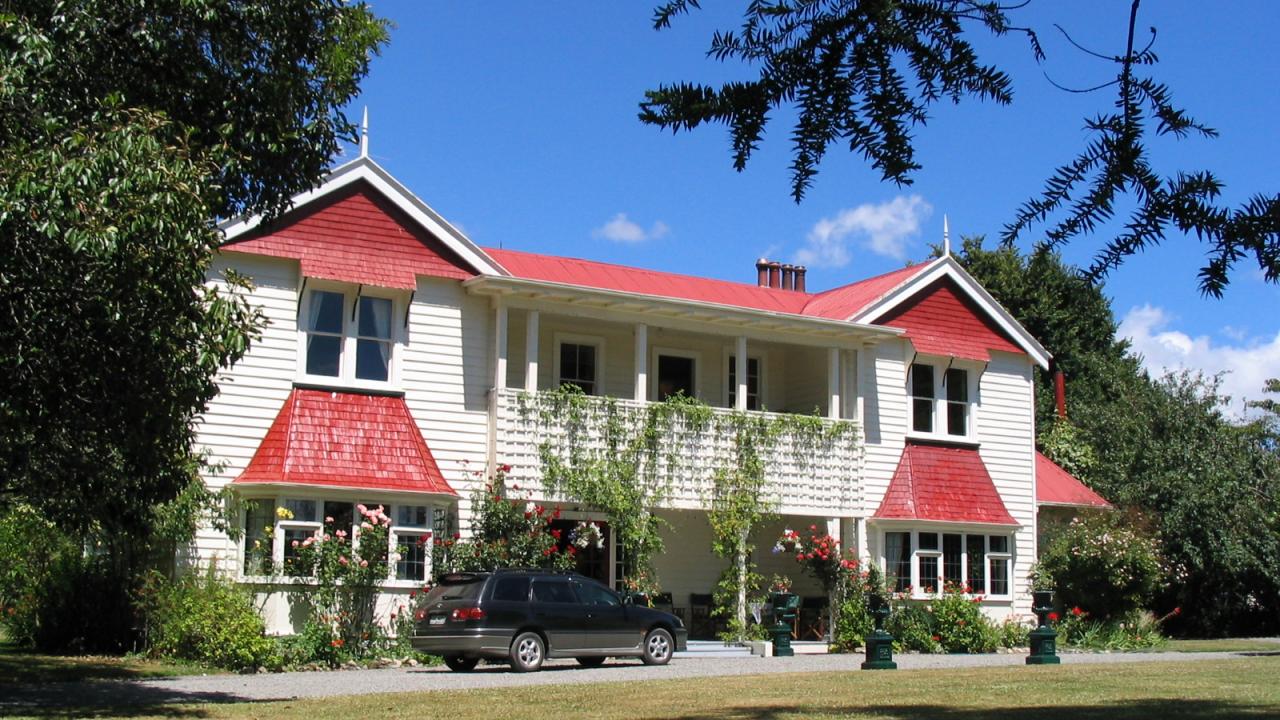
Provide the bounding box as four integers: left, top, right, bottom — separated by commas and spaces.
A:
1029, 564, 1055, 612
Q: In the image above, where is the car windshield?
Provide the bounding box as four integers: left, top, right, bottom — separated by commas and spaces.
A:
422, 575, 485, 604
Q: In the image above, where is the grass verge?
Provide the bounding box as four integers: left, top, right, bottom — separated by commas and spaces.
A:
1162, 638, 1280, 653
7, 656, 1278, 720
0, 635, 216, 685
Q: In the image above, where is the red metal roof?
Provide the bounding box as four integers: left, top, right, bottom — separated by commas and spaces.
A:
485, 248, 814, 314
874, 442, 1017, 525
224, 183, 475, 289
233, 388, 456, 496
801, 264, 928, 320
1036, 452, 1111, 508
875, 278, 1024, 362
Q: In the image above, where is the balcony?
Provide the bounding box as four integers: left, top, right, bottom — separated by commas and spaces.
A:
494, 389, 862, 517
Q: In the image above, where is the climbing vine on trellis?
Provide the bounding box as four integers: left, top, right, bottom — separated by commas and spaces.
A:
515, 385, 860, 599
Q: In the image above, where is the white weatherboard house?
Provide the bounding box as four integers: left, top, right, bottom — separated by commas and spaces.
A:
193, 156, 1108, 635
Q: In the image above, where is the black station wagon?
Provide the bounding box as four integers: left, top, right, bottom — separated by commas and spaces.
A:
412, 569, 688, 672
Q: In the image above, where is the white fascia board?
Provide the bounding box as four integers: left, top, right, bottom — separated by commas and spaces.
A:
217, 157, 508, 277
851, 256, 1051, 370
464, 275, 904, 344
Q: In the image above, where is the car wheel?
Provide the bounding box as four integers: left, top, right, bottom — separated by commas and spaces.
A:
510, 632, 545, 672
443, 655, 479, 672
642, 627, 674, 666
576, 656, 606, 667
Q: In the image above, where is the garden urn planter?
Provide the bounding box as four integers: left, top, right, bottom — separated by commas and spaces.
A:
861, 593, 897, 670
1027, 590, 1061, 665
768, 591, 800, 657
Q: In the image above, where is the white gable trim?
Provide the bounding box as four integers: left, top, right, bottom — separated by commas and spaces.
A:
851, 256, 1051, 369
217, 157, 508, 277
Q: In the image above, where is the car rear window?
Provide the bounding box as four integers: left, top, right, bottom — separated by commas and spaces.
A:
490, 576, 531, 602
531, 579, 577, 604
421, 574, 485, 604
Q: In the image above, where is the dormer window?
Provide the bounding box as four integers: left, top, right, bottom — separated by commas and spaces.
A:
910, 363, 973, 439
300, 286, 398, 386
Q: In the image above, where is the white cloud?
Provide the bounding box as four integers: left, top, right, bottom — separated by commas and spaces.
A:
794, 195, 932, 268
591, 213, 670, 244
1118, 304, 1280, 417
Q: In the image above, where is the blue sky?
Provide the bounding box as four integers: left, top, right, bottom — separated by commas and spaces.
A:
347, 1, 1279, 414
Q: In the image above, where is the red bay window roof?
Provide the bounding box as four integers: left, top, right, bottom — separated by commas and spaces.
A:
874, 442, 1017, 525
233, 388, 456, 496
1036, 452, 1112, 508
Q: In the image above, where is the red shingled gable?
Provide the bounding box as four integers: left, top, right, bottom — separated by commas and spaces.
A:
234, 388, 456, 496
874, 442, 1017, 525
1036, 452, 1111, 508
224, 183, 475, 289
485, 248, 813, 314
875, 278, 1024, 362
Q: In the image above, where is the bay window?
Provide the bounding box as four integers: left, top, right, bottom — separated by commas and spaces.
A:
882, 529, 1013, 599
240, 495, 443, 584
301, 286, 399, 386
909, 363, 974, 438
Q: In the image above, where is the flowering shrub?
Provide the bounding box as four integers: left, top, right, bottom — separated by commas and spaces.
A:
571, 521, 605, 550
776, 524, 862, 639
885, 603, 942, 653
433, 469, 574, 575
830, 564, 885, 653
1038, 514, 1161, 621
929, 584, 998, 653
285, 503, 396, 664
1054, 605, 1171, 650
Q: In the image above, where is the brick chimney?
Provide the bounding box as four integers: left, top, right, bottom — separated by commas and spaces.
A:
1054, 369, 1067, 419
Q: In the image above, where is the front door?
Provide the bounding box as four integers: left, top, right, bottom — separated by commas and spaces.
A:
550, 519, 610, 585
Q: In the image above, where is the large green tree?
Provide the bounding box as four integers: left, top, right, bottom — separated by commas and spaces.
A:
641, 0, 1279, 295
0, 2, 387, 647
954, 239, 1280, 635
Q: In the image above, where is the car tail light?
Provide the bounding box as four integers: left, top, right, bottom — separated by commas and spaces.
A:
450, 606, 486, 621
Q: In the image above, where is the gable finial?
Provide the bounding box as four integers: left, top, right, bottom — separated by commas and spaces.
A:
942, 214, 951, 257
360, 106, 369, 158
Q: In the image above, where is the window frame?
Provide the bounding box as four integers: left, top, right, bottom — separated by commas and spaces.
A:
723, 349, 764, 411
552, 333, 605, 396
238, 493, 443, 588
650, 346, 701, 402
907, 360, 979, 442
880, 527, 1014, 601
296, 281, 404, 390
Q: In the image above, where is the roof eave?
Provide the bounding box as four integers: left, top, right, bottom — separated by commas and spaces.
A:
232, 478, 458, 499
463, 275, 905, 343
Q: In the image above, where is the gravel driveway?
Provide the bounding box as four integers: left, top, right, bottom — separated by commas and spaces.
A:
3, 648, 1274, 713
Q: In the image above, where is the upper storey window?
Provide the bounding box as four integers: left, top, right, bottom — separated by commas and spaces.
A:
910, 363, 973, 439
301, 287, 397, 386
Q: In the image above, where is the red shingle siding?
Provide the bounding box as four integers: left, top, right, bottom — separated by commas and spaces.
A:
224, 183, 475, 289
874, 442, 1017, 525
1036, 452, 1111, 508
234, 388, 456, 496
875, 278, 1023, 362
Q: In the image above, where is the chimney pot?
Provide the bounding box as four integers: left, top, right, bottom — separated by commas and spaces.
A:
794, 265, 806, 292
767, 262, 781, 289
755, 258, 769, 287
780, 264, 794, 290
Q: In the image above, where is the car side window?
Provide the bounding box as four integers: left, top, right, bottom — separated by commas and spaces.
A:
490, 576, 531, 602
575, 581, 621, 607
531, 579, 577, 604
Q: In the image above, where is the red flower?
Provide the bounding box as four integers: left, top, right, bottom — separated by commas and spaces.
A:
409, 591, 417, 599
1070, 606, 1085, 617
1048, 612, 1059, 622
931, 634, 941, 642
500, 464, 512, 473
553, 508, 562, 519
1172, 607, 1182, 616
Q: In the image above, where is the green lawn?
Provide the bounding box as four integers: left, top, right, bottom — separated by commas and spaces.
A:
1162, 638, 1280, 653
7, 656, 1277, 720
